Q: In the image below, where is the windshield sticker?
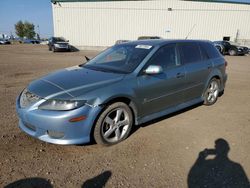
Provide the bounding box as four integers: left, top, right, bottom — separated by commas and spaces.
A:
135, 45, 152, 49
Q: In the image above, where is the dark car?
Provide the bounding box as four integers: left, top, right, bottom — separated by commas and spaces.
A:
213, 41, 248, 56
115, 40, 130, 44
16, 40, 227, 146
23, 39, 40, 44
138, 36, 162, 40
0, 39, 11, 45
48, 37, 70, 52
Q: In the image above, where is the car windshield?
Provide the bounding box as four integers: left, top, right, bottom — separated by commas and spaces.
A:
83, 44, 154, 73
54, 37, 66, 42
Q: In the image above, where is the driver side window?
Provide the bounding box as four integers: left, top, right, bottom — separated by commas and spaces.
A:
147, 44, 179, 70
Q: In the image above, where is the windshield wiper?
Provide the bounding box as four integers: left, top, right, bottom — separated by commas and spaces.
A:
82, 65, 128, 74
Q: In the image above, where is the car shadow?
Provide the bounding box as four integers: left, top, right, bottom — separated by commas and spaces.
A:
82, 171, 112, 188
4, 177, 53, 188
187, 138, 250, 188
70, 45, 80, 52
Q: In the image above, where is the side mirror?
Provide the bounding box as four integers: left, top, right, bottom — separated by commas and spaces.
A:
144, 65, 163, 75
67, 40, 69, 42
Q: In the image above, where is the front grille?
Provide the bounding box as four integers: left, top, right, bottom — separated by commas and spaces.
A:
19, 89, 41, 108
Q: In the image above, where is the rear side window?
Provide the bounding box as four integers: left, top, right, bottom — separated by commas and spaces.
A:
179, 43, 202, 64
199, 43, 209, 60
201, 42, 221, 59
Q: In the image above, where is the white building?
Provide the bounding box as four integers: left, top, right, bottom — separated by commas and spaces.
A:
52, 0, 250, 49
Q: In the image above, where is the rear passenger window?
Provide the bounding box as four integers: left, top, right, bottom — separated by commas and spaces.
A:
201, 42, 221, 59
199, 44, 209, 60
179, 43, 202, 64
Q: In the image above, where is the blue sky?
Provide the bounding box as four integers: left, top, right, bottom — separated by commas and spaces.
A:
0, 0, 53, 38
0, 0, 249, 38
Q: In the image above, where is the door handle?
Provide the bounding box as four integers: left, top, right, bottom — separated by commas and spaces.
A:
176, 72, 185, 78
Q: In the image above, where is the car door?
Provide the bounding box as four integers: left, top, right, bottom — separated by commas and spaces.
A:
136, 44, 186, 117
178, 42, 212, 101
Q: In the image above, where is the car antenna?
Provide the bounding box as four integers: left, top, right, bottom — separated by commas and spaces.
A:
85, 56, 90, 62
185, 24, 196, 39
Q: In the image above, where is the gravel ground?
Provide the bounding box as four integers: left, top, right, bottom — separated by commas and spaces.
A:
0, 44, 249, 188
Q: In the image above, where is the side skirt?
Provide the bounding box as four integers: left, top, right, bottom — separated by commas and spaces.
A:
137, 97, 203, 125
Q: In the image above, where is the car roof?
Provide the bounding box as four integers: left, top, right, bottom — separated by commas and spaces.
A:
118, 39, 211, 47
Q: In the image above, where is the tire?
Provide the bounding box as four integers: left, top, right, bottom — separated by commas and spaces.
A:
93, 102, 133, 146
52, 46, 56, 52
203, 78, 220, 106
229, 49, 237, 56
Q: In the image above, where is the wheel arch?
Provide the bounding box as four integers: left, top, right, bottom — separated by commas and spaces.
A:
203, 72, 223, 96
100, 96, 138, 125
89, 96, 139, 143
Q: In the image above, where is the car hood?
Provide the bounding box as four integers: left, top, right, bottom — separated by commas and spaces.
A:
28, 66, 125, 99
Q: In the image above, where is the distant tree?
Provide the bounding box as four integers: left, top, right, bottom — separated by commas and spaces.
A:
15, 20, 36, 39
15, 20, 25, 38
23, 21, 36, 39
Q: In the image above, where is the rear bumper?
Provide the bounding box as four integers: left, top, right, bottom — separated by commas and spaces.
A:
221, 73, 228, 91
16, 99, 102, 145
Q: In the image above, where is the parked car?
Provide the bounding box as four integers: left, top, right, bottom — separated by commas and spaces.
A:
23, 39, 40, 44
48, 37, 70, 52
213, 41, 248, 56
40, 40, 49, 45
16, 40, 227, 146
0, 39, 11, 45
115, 40, 130, 44
138, 36, 162, 40
213, 43, 224, 55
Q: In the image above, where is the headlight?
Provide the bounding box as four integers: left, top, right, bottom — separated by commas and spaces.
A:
38, 99, 86, 111
54, 44, 59, 47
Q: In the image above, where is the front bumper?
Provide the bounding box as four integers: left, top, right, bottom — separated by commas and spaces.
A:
16, 98, 102, 145
237, 49, 248, 55
54, 45, 70, 52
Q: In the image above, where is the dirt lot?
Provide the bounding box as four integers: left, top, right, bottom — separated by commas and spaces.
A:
0, 44, 249, 188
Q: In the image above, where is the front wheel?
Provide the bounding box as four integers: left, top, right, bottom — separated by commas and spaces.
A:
229, 49, 237, 56
93, 102, 133, 146
204, 78, 220, 106
52, 46, 56, 52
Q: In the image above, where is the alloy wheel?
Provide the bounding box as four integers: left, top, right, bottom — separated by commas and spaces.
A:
206, 80, 219, 103
101, 108, 130, 143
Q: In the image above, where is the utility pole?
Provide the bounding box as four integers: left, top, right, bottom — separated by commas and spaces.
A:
37, 25, 41, 40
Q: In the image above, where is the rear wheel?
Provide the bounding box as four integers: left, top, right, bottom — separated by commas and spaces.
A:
204, 78, 220, 106
93, 102, 133, 146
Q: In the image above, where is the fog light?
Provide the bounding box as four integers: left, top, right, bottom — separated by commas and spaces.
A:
47, 130, 64, 139
69, 116, 86, 122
